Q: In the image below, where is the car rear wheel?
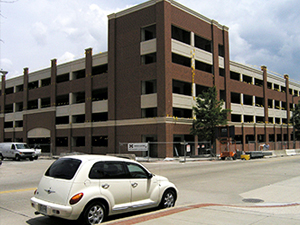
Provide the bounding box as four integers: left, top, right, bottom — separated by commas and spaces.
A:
81, 202, 106, 225
160, 189, 176, 208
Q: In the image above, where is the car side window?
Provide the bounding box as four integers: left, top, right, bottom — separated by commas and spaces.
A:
89, 162, 129, 179
127, 163, 149, 179
11, 144, 15, 150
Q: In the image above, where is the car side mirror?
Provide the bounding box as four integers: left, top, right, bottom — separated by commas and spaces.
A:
147, 173, 153, 179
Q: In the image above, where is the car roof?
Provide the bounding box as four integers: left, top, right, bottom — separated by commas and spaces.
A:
61, 154, 134, 163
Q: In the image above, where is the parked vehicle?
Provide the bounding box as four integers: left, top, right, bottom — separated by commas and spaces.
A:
31, 155, 178, 224
0, 142, 37, 161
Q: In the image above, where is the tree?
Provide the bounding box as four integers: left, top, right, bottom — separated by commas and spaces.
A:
191, 86, 231, 152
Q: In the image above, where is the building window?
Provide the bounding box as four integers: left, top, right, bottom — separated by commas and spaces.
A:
196, 85, 209, 97
141, 53, 156, 65
92, 64, 108, 76
267, 82, 272, 89
294, 90, 298, 96
56, 137, 68, 147
194, 34, 211, 52
218, 44, 224, 57
231, 114, 241, 122
230, 71, 240, 81
141, 24, 156, 41
142, 80, 157, 95
92, 136, 108, 147
56, 116, 69, 125
244, 115, 253, 123
220, 90, 226, 102
15, 120, 23, 127
245, 135, 255, 143
72, 114, 85, 123
255, 97, 264, 107
172, 25, 190, 45
195, 60, 212, 73
275, 100, 280, 109
274, 84, 279, 91
142, 108, 157, 118
16, 102, 23, 112
73, 92, 85, 104
268, 117, 274, 124
56, 94, 69, 106
56, 73, 69, 83
41, 78, 51, 87
172, 53, 190, 67
5, 104, 13, 113
28, 99, 38, 110
268, 99, 273, 108
5, 87, 14, 95
92, 112, 108, 122
243, 74, 252, 84
219, 68, 225, 77
92, 88, 108, 101
28, 81, 39, 90
73, 69, 85, 80
275, 118, 281, 124
4, 121, 13, 128
231, 92, 240, 104
41, 97, 51, 108
16, 84, 23, 92
254, 78, 263, 87
243, 95, 252, 106
173, 80, 191, 96
256, 116, 264, 123
72, 136, 85, 147
282, 102, 286, 110
173, 108, 192, 118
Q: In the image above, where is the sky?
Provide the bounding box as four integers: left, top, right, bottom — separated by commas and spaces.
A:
1, 0, 300, 81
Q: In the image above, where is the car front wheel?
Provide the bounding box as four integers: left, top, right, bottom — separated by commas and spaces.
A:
81, 202, 106, 225
160, 189, 176, 209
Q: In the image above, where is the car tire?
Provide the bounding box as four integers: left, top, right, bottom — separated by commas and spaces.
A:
15, 154, 21, 161
0, 154, 3, 161
159, 189, 176, 209
81, 201, 106, 225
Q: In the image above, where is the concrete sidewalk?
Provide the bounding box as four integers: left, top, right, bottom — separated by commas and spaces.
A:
104, 175, 300, 225
103, 202, 300, 225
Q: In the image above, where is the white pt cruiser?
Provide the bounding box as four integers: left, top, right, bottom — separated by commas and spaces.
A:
31, 155, 178, 224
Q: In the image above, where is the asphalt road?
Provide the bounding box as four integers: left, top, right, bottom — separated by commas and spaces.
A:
0, 155, 299, 224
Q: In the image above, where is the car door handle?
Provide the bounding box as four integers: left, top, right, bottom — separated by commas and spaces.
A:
102, 184, 110, 189
131, 183, 138, 188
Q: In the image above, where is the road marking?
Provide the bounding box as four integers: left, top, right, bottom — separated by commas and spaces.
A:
0, 187, 36, 194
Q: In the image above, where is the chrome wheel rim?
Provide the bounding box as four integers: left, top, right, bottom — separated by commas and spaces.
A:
87, 205, 104, 224
164, 192, 175, 208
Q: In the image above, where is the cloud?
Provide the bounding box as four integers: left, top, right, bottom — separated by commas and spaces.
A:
31, 22, 48, 45
58, 52, 75, 64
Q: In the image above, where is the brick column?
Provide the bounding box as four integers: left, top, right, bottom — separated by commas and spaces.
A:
261, 66, 268, 123
85, 48, 93, 152
0, 74, 6, 142
50, 59, 57, 154
23, 68, 29, 142
284, 74, 290, 142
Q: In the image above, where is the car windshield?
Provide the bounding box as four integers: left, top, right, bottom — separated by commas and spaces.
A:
45, 158, 82, 180
16, 144, 30, 149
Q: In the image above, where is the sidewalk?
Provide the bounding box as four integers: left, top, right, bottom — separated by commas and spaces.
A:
103, 202, 300, 225
103, 165, 300, 225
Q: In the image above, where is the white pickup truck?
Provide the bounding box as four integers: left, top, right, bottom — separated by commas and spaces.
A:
0, 142, 41, 161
